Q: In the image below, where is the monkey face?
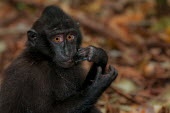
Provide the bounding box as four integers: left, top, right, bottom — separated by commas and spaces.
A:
48, 30, 78, 68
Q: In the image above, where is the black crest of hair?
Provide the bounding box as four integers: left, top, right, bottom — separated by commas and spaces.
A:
0, 5, 118, 113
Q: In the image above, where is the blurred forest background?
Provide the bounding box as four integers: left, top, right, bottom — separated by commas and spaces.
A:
0, 0, 170, 113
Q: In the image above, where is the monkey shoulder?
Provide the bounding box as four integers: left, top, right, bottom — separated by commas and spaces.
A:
2, 54, 50, 88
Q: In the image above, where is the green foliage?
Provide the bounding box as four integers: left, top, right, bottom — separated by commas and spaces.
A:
15, 2, 27, 11
152, 17, 170, 31
156, 0, 168, 5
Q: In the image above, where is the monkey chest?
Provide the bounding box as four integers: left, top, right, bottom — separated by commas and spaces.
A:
52, 77, 81, 101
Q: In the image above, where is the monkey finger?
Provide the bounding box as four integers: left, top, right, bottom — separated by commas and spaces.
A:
78, 47, 83, 51
113, 68, 118, 77
77, 48, 89, 56
87, 45, 96, 50
87, 56, 92, 62
111, 71, 118, 81
108, 65, 112, 71
77, 51, 88, 57
74, 57, 88, 63
109, 66, 118, 80
106, 65, 115, 76
87, 54, 95, 62
108, 65, 115, 73
95, 67, 102, 80
78, 47, 89, 52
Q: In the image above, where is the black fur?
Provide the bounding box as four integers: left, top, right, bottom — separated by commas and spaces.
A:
0, 6, 118, 113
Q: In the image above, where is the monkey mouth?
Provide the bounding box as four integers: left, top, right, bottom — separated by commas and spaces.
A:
66, 59, 73, 63
58, 59, 74, 68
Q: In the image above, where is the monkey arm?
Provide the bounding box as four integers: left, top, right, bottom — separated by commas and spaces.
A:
54, 66, 117, 113
0, 75, 28, 113
53, 88, 98, 113
54, 82, 104, 113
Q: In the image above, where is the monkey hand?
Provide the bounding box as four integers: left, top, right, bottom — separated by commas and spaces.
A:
94, 65, 118, 88
87, 65, 118, 98
74, 46, 108, 65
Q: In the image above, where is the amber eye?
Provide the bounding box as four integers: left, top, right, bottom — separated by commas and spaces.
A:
53, 35, 63, 43
67, 34, 74, 41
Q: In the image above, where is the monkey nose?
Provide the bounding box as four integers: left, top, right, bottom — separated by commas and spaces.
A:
64, 50, 71, 57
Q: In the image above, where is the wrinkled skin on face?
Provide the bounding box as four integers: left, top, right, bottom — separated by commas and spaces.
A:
49, 31, 78, 68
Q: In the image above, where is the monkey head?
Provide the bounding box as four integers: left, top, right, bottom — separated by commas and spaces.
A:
27, 5, 82, 68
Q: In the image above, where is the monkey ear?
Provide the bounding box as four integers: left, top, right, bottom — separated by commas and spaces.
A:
27, 29, 38, 46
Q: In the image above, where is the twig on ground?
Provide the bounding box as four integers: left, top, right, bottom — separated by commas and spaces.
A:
110, 86, 141, 104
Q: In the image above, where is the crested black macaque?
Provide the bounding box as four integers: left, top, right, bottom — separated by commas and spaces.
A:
0, 6, 118, 113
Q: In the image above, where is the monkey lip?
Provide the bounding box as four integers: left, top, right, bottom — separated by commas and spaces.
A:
66, 59, 72, 63
60, 59, 74, 65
